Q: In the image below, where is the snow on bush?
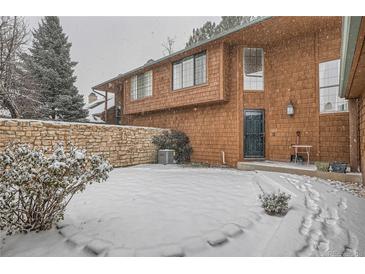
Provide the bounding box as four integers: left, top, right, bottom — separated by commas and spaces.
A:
259, 191, 291, 216
0, 143, 112, 234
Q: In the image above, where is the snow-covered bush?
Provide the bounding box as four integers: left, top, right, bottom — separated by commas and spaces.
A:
259, 191, 291, 216
0, 143, 112, 234
152, 130, 192, 164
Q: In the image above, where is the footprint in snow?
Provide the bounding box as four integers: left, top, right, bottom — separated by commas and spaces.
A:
337, 197, 347, 210
342, 231, 359, 256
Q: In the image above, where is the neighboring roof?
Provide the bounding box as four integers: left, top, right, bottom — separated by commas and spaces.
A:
339, 16, 363, 98
87, 96, 108, 109
86, 113, 105, 123
88, 95, 115, 115
92, 16, 272, 90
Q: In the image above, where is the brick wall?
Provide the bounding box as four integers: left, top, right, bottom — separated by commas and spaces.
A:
359, 95, 365, 179
262, 33, 319, 161
0, 119, 164, 167
123, 45, 239, 166
123, 42, 225, 115
115, 20, 349, 167
319, 113, 350, 163
241, 26, 347, 163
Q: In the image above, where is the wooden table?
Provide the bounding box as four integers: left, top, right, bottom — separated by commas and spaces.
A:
291, 145, 312, 165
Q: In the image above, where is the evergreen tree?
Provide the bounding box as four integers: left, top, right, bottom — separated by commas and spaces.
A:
23, 16, 87, 121
215, 16, 254, 33
185, 21, 217, 48
185, 16, 257, 48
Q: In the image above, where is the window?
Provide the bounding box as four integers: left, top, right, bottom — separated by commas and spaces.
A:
172, 51, 206, 90
182, 56, 194, 88
131, 70, 152, 100
173, 63, 182, 90
195, 52, 207, 85
319, 59, 348, 113
243, 48, 264, 91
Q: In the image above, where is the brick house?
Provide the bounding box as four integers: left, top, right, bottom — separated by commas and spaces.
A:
340, 16, 365, 179
93, 16, 353, 168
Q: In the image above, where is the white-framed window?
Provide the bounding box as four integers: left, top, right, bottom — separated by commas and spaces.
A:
173, 62, 182, 90
182, 56, 194, 88
194, 52, 207, 85
172, 51, 206, 90
131, 70, 152, 100
243, 48, 264, 91
319, 59, 348, 113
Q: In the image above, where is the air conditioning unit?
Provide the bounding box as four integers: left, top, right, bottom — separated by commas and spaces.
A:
158, 149, 175, 165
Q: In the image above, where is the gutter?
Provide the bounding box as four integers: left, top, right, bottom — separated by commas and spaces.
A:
339, 16, 362, 98
92, 16, 272, 90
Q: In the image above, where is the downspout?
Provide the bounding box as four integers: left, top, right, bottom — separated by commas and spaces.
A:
221, 151, 226, 165
104, 91, 108, 122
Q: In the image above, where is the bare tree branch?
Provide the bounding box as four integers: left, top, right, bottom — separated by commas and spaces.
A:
162, 36, 175, 56
0, 16, 32, 119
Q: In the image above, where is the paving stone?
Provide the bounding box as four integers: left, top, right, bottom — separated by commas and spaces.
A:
182, 237, 208, 253
234, 217, 254, 229
58, 225, 79, 238
206, 231, 228, 246
135, 247, 163, 257
68, 234, 92, 246
107, 247, 135, 257
56, 219, 72, 229
161, 245, 185, 257
221, 224, 243, 237
84, 239, 110, 255
248, 211, 262, 221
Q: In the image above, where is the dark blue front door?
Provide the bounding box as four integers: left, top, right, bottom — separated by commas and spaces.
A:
244, 110, 265, 158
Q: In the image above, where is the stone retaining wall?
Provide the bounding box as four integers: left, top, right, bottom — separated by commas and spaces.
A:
0, 119, 165, 167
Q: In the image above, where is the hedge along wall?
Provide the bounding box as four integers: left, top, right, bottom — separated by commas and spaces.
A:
0, 119, 165, 167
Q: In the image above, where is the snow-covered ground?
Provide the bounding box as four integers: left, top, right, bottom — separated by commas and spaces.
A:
1, 164, 365, 257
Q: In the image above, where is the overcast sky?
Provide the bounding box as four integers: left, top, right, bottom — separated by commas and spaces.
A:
25, 16, 220, 99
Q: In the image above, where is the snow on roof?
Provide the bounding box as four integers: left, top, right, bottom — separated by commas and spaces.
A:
87, 95, 115, 115
86, 113, 105, 123
93, 16, 272, 90
87, 97, 106, 108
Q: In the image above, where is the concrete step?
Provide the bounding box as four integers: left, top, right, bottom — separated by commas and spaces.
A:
237, 161, 362, 184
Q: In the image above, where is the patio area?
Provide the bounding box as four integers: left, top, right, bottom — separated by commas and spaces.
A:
237, 160, 362, 184
1, 164, 365, 257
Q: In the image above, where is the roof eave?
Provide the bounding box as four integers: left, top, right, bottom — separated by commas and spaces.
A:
339, 16, 362, 98
92, 16, 273, 91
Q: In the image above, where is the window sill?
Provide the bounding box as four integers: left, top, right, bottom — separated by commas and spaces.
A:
130, 95, 153, 102
171, 82, 208, 93
243, 89, 264, 93
319, 111, 349, 115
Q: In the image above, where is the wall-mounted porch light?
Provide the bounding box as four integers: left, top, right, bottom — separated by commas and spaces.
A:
287, 101, 294, 116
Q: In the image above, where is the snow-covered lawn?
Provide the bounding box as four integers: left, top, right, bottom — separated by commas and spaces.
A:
1, 164, 365, 257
